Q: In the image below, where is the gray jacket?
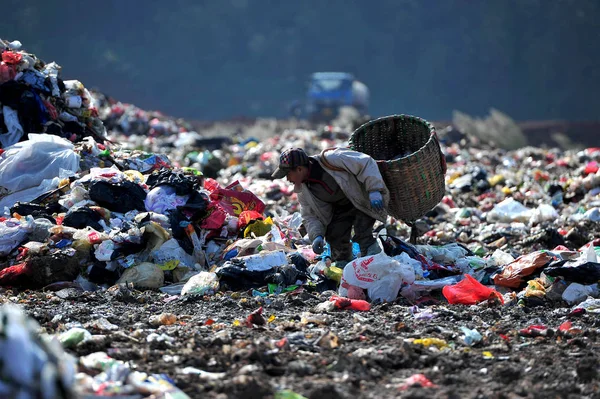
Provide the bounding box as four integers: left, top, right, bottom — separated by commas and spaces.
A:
298, 148, 390, 240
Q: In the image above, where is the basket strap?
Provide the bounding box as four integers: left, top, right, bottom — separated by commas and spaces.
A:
432, 133, 447, 174
319, 148, 346, 172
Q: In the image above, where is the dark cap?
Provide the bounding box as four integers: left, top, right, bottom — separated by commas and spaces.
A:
271, 148, 309, 179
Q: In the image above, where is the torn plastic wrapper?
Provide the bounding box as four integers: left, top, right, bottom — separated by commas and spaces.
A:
492, 251, 553, 288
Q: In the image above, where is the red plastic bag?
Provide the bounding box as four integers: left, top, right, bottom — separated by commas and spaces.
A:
203, 177, 220, 193
330, 295, 371, 311
0, 262, 28, 286
584, 161, 599, 175
442, 275, 504, 305
1, 51, 22, 65
200, 201, 227, 230
43, 100, 58, 120
238, 210, 264, 230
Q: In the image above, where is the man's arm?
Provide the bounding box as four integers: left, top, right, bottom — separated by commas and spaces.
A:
299, 193, 327, 241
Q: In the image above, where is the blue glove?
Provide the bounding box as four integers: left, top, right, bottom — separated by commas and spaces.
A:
369, 191, 384, 211
312, 235, 325, 254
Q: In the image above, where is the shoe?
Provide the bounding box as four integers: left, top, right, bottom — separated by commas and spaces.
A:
364, 242, 382, 256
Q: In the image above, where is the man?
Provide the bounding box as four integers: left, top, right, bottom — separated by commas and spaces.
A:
272, 147, 389, 267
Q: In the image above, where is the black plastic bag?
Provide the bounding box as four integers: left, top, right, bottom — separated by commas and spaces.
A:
266, 263, 308, 286
146, 169, 203, 195
62, 207, 104, 231
89, 180, 147, 213
289, 252, 309, 274
88, 261, 120, 286
10, 202, 60, 224
215, 261, 272, 291
165, 209, 193, 255
379, 234, 421, 259
545, 260, 600, 285
178, 190, 210, 221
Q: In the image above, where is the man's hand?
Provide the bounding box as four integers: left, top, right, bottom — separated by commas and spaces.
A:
369, 191, 384, 211
312, 235, 325, 254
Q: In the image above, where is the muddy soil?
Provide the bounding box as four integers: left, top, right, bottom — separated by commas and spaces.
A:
6, 286, 599, 399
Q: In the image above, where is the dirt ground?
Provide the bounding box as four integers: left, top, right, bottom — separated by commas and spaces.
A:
6, 283, 599, 399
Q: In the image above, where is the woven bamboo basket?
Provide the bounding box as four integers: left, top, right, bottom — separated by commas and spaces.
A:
349, 114, 447, 224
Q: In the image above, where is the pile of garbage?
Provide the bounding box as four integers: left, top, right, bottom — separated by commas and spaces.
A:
0, 39, 107, 149
1, 38, 600, 397
91, 90, 194, 138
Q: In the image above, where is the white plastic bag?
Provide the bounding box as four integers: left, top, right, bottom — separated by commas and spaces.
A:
341, 250, 416, 302
489, 249, 515, 267
151, 238, 197, 270
0, 176, 65, 212
391, 252, 420, 285
181, 271, 219, 296
529, 203, 559, 225
486, 198, 533, 223
583, 208, 600, 222
562, 283, 599, 306
0, 134, 79, 193
116, 262, 164, 289
241, 250, 288, 272
0, 217, 33, 256
42, 62, 61, 97
144, 185, 189, 214
415, 243, 470, 264
1, 105, 24, 148
94, 240, 115, 262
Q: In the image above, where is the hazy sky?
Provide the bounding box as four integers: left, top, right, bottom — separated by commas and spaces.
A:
1, 0, 598, 121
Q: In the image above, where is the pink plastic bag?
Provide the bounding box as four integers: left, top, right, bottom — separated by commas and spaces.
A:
0, 63, 16, 84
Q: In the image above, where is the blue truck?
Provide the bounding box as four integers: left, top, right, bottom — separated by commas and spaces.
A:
290, 72, 370, 122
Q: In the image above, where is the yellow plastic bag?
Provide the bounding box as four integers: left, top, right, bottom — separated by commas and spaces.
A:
243, 216, 273, 238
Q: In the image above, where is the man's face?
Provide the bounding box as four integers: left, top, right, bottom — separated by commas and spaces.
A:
286, 166, 307, 189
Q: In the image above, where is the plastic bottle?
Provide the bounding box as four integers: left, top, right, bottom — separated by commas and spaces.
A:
309, 258, 330, 280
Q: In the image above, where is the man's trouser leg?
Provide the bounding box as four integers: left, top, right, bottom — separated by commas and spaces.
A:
352, 211, 378, 256
325, 208, 354, 265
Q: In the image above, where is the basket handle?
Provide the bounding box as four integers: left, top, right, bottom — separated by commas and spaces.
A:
320, 148, 346, 172
432, 132, 447, 174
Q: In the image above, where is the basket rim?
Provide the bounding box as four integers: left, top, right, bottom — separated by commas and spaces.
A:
349, 114, 437, 162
